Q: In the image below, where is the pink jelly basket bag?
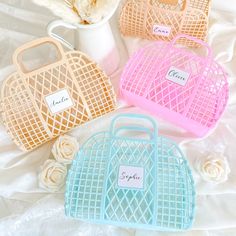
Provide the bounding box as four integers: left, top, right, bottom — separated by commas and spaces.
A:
120, 35, 229, 137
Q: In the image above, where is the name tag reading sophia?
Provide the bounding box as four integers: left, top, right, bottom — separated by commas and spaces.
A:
118, 165, 144, 190
166, 66, 190, 86
45, 89, 74, 114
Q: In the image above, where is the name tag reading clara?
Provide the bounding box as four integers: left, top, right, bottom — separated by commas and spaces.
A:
166, 66, 190, 86
153, 24, 171, 37
45, 89, 74, 114
118, 165, 144, 190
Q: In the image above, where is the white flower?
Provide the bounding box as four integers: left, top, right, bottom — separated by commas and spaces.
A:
74, 0, 118, 24
39, 160, 67, 192
52, 135, 79, 165
64, 0, 74, 8
33, 0, 81, 24
196, 153, 230, 183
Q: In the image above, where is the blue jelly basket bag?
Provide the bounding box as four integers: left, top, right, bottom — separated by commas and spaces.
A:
65, 114, 195, 231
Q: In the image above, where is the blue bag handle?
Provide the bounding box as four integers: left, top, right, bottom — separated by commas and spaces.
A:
110, 114, 158, 141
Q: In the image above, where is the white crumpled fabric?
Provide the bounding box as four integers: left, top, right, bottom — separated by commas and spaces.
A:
0, 0, 236, 235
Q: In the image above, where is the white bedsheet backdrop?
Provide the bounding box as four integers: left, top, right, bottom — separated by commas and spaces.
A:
0, 0, 236, 235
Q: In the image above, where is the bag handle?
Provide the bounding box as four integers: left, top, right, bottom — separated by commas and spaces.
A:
149, 0, 188, 13
170, 34, 212, 58
158, 0, 179, 5
110, 114, 158, 141
12, 37, 66, 74
113, 126, 154, 140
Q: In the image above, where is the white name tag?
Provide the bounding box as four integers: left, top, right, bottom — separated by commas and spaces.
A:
118, 165, 144, 189
153, 24, 171, 37
45, 89, 74, 114
166, 66, 190, 86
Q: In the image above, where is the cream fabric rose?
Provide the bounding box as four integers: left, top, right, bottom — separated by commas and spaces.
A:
52, 135, 79, 165
74, 0, 118, 24
196, 153, 230, 183
39, 160, 67, 192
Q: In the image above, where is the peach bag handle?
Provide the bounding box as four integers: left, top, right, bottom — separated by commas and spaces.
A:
149, 0, 188, 11
158, 0, 179, 6
12, 37, 66, 74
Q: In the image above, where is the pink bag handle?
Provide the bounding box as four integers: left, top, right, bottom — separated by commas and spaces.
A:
170, 34, 212, 58
12, 37, 66, 74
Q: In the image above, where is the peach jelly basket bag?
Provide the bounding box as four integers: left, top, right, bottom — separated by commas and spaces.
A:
0, 37, 116, 151
119, 0, 211, 47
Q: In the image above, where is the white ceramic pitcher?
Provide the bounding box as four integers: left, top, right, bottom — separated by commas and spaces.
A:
47, 2, 120, 75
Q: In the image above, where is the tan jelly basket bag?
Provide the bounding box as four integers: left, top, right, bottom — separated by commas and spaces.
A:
120, 0, 211, 47
0, 38, 116, 151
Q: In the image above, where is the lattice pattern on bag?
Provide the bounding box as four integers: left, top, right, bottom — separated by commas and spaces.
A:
104, 137, 156, 225
189, 0, 210, 15
150, 0, 186, 11
65, 114, 195, 231
156, 137, 194, 229
119, 0, 211, 47
156, 0, 211, 14
120, 35, 228, 137
0, 38, 116, 151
